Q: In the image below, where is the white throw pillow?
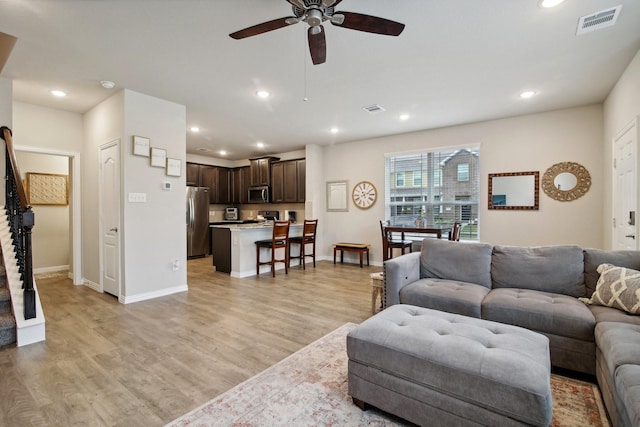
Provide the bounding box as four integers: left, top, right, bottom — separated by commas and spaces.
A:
580, 263, 640, 314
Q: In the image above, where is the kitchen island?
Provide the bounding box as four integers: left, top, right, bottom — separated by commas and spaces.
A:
211, 222, 303, 277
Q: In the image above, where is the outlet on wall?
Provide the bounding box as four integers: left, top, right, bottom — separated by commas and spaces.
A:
172, 260, 179, 271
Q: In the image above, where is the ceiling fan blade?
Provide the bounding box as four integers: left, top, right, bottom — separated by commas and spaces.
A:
308, 26, 326, 65
0, 32, 17, 73
229, 17, 296, 40
332, 11, 405, 36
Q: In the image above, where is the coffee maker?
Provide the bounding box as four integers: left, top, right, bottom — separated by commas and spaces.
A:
288, 211, 297, 223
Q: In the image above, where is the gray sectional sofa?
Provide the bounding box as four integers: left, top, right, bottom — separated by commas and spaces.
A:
384, 239, 640, 427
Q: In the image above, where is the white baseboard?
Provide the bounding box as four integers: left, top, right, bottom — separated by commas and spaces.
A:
83, 279, 101, 292
34, 265, 69, 274
121, 284, 188, 304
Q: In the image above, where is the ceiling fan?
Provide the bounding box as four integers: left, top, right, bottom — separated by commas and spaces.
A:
229, 0, 405, 65
0, 32, 17, 73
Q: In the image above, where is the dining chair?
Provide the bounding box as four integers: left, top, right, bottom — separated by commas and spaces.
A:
255, 220, 290, 277
449, 221, 462, 242
289, 219, 318, 269
380, 220, 413, 261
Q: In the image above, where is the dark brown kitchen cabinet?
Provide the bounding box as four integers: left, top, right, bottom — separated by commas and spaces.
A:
232, 166, 251, 204
271, 162, 284, 203
249, 157, 278, 186
270, 159, 305, 204
296, 159, 305, 202
186, 162, 201, 186
199, 165, 232, 204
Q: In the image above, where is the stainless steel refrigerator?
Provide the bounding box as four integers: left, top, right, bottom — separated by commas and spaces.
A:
186, 186, 210, 258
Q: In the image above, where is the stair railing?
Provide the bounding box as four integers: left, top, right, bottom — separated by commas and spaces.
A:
1, 126, 36, 320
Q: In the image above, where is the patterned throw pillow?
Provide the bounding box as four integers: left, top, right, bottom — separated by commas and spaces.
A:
580, 263, 640, 314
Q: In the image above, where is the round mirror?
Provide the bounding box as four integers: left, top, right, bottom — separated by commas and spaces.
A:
542, 162, 591, 201
553, 172, 577, 191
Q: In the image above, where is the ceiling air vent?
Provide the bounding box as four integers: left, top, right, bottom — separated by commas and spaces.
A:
362, 104, 386, 114
576, 5, 622, 35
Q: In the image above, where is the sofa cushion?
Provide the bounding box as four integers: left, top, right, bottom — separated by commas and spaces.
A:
595, 322, 640, 374
581, 264, 640, 314
399, 278, 489, 318
614, 364, 640, 427
420, 239, 493, 288
584, 248, 640, 298
491, 245, 584, 297
482, 288, 595, 341
590, 305, 640, 325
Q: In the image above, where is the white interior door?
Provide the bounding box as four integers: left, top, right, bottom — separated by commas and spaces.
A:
613, 118, 638, 250
99, 142, 120, 296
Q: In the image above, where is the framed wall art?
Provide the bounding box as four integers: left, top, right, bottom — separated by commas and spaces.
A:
150, 147, 167, 167
26, 172, 69, 205
132, 135, 150, 157
166, 158, 181, 177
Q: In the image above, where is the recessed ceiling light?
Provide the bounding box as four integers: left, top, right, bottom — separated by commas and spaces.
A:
50, 90, 67, 98
256, 90, 270, 99
219, 150, 227, 156
540, 0, 565, 8
330, 127, 339, 134
100, 80, 115, 89
399, 114, 410, 121
190, 126, 200, 132
256, 142, 265, 148
519, 90, 537, 99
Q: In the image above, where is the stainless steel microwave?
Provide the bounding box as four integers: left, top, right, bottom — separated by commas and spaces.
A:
248, 185, 270, 204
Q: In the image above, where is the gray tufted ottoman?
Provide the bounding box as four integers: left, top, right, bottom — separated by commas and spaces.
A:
347, 304, 552, 426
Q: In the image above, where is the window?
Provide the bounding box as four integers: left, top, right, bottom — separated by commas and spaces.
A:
385, 147, 480, 240
412, 171, 422, 187
458, 164, 469, 181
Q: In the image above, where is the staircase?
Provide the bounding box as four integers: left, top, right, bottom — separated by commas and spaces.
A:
0, 250, 16, 346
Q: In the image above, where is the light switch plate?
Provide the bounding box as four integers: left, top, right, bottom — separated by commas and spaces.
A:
128, 192, 147, 203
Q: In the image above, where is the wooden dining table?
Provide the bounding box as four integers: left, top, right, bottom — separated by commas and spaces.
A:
385, 224, 453, 240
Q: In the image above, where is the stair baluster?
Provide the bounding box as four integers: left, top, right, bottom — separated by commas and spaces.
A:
1, 126, 36, 320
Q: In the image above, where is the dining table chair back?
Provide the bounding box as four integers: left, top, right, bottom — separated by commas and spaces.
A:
255, 220, 290, 277
449, 221, 462, 242
289, 219, 318, 269
380, 220, 413, 261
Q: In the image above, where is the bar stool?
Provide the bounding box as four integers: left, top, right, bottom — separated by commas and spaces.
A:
289, 219, 318, 269
255, 221, 290, 277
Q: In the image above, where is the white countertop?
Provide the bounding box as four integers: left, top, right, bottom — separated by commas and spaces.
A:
210, 222, 302, 230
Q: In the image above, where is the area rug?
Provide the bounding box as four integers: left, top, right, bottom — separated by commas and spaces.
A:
166, 323, 610, 427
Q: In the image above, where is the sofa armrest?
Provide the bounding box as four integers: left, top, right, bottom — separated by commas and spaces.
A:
384, 252, 421, 307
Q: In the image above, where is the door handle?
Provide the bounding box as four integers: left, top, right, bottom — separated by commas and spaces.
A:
625, 234, 636, 239
110, 227, 118, 232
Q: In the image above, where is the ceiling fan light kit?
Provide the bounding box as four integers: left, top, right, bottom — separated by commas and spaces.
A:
229, 0, 405, 65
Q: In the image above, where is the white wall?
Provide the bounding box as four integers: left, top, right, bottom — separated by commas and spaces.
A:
83, 91, 124, 286
12, 102, 84, 276
0, 78, 12, 201
122, 90, 187, 299
15, 151, 69, 272
603, 48, 640, 249
319, 104, 605, 264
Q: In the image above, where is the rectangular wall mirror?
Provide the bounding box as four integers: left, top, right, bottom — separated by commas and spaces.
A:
488, 171, 539, 210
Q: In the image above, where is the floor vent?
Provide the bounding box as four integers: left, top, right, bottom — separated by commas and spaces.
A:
576, 5, 622, 35
362, 104, 385, 114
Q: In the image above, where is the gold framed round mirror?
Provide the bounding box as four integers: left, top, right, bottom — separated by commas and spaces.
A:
541, 162, 591, 201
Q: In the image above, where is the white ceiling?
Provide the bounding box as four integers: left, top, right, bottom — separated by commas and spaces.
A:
0, 0, 639, 160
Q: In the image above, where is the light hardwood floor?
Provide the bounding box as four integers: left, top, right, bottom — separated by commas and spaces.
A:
0, 257, 379, 426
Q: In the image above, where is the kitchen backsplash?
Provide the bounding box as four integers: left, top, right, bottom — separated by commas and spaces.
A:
208, 203, 305, 222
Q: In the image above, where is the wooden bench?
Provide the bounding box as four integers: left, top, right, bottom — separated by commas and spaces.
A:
333, 243, 370, 268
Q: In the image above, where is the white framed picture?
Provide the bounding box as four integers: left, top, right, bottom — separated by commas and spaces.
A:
166, 158, 181, 177
150, 147, 167, 167
132, 135, 150, 157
